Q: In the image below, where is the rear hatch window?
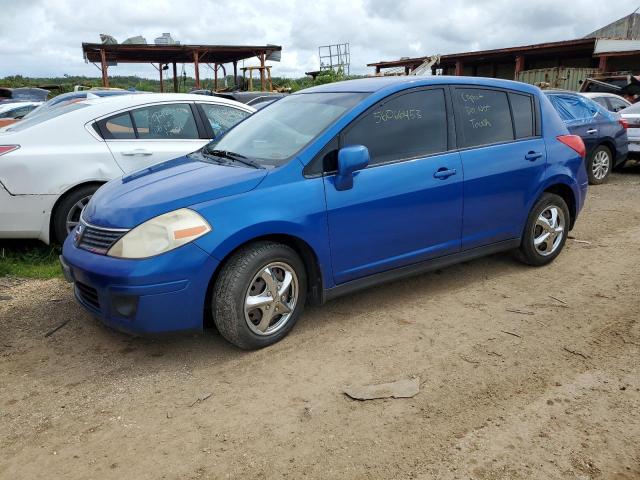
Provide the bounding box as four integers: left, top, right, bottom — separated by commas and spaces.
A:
2, 102, 89, 133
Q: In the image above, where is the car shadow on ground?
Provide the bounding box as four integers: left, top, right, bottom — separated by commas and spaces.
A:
8, 248, 532, 373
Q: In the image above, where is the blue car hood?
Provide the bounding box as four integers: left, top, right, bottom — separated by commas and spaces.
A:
83, 155, 268, 229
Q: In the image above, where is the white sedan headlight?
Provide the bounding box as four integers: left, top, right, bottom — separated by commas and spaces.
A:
107, 208, 211, 259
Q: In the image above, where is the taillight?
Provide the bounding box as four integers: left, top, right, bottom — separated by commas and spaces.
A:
619, 118, 629, 130
0, 145, 19, 156
557, 135, 586, 158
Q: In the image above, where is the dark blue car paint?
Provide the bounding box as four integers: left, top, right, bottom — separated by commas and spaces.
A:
545, 91, 628, 167
63, 76, 588, 335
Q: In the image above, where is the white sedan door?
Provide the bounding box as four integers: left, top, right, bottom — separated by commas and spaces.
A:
99, 102, 207, 173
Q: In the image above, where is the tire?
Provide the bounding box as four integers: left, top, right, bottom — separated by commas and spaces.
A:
212, 241, 307, 350
586, 145, 612, 185
52, 185, 99, 244
516, 193, 570, 267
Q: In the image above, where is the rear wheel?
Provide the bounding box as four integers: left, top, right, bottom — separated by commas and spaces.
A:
52, 185, 99, 244
516, 193, 570, 267
587, 145, 612, 185
212, 241, 307, 350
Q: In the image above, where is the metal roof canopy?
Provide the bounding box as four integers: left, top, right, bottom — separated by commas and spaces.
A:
368, 38, 597, 71
82, 42, 282, 92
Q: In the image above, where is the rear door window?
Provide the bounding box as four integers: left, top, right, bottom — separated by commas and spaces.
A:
454, 88, 514, 147
131, 103, 199, 139
342, 89, 448, 166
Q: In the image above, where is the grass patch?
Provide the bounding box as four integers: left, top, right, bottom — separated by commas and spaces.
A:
0, 240, 62, 279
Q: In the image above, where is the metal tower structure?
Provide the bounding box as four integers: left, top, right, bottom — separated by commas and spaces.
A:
318, 43, 350, 75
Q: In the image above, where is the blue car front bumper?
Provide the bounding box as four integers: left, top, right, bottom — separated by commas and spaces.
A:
61, 237, 219, 334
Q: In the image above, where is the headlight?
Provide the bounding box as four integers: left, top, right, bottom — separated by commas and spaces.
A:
107, 208, 211, 259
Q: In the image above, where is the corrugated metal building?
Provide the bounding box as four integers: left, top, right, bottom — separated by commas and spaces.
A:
368, 12, 640, 89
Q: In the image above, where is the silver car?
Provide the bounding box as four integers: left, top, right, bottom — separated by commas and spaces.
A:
619, 102, 640, 161
581, 92, 631, 113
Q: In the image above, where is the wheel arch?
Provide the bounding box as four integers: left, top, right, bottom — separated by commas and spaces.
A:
543, 183, 577, 230
595, 139, 616, 161
49, 181, 105, 240
203, 233, 325, 329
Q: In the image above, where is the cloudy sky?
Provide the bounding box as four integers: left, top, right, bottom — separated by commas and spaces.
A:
1, 0, 638, 80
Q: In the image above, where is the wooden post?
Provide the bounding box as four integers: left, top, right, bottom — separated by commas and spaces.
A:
514, 55, 525, 79
173, 62, 178, 92
260, 53, 266, 91
214, 63, 218, 92
159, 64, 164, 93
233, 61, 238, 88
404, 65, 410, 75
193, 50, 200, 89
490, 63, 496, 78
454, 60, 463, 76
598, 55, 609, 73
100, 48, 109, 87
267, 67, 272, 91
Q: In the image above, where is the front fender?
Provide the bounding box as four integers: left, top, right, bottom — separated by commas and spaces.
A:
192, 175, 334, 289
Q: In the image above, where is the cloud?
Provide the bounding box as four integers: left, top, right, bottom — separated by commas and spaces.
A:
0, 0, 637, 79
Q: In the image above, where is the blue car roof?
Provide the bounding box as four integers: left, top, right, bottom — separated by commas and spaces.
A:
299, 76, 541, 95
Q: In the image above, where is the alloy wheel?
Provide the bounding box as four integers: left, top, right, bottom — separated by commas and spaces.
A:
244, 262, 299, 336
533, 206, 565, 256
65, 195, 92, 233
592, 150, 610, 180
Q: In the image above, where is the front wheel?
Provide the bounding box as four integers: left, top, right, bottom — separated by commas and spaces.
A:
516, 193, 570, 267
212, 241, 307, 350
587, 145, 612, 185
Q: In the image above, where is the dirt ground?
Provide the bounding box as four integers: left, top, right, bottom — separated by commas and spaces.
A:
1, 169, 640, 480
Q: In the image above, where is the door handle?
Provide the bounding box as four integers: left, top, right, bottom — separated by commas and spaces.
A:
433, 167, 457, 179
587, 128, 598, 134
121, 149, 153, 156
525, 151, 543, 161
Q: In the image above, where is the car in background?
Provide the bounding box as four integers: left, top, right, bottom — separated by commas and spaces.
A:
191, 89, 287, 105
0, 87, 49, 104
618, 102, 640, 162
545, 90, 628, 184
246, 95, 283, 110
0, 93, 255, 244
0, 101, 43, 127
61, 76, 587, 349
23, 89, 138, 121
580, 92, 631, 113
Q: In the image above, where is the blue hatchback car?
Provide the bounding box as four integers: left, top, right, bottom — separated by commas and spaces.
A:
62, 76, 588, 349
544, 90, 628, 185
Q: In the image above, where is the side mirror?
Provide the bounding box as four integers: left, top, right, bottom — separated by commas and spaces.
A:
334, 145, 370, 191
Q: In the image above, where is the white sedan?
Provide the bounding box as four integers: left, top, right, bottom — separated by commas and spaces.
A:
0, 93, 254, 243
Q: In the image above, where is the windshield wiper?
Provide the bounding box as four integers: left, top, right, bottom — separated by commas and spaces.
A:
189, 150, 232, 166
205, 149, 264, 169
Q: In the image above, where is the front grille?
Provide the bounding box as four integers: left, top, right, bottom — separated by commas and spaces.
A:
77, 222, 127, 255
75, 282, 100, 311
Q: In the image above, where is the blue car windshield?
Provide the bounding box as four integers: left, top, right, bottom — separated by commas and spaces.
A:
202, 92, 368, 166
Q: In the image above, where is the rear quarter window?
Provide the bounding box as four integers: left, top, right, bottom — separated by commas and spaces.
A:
509, 92, 535, 139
